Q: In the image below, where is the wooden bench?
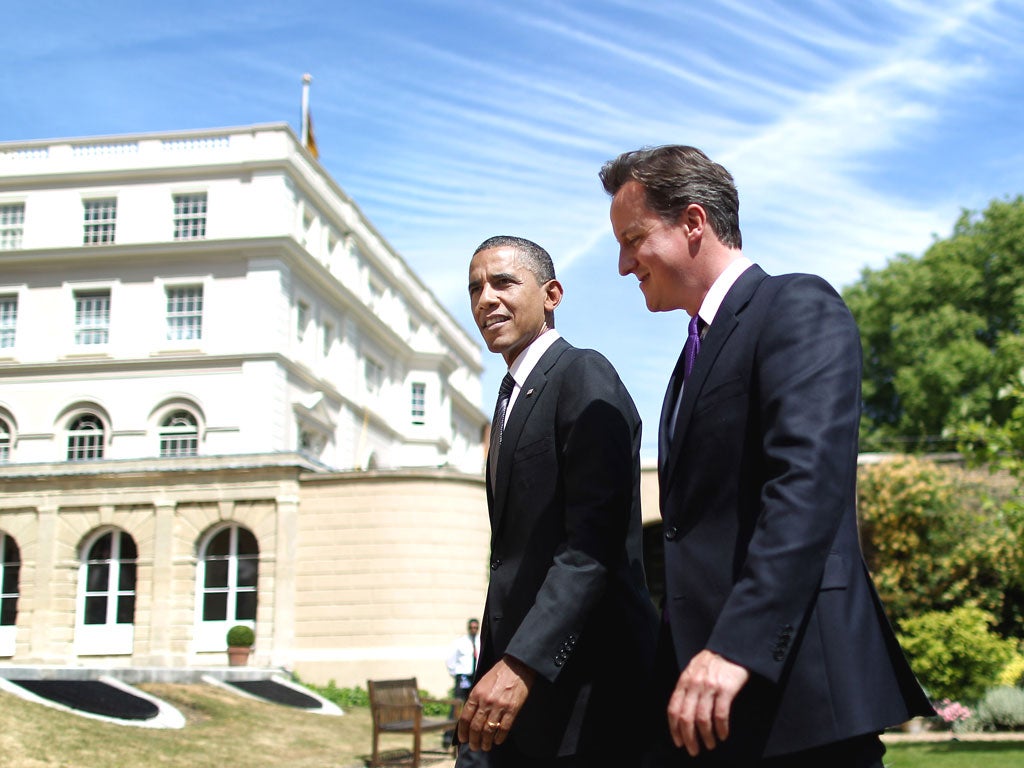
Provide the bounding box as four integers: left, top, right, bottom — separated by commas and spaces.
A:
367, 677, 462, 767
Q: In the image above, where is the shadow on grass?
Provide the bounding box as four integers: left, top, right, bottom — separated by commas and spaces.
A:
356, 748, 454, 767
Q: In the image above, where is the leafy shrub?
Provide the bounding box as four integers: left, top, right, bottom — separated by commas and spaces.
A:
307, 681, 369, 708
858, 457, 1021, 634
225, 625, 255, 647
897, 606, 1017, 701
974, 686, 1024, 731
998, 654, 1024, 688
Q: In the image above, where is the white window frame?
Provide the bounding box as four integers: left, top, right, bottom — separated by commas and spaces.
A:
172, 192, 207, 241
67, 412, 106, 461
0, 295, 16, 349
83, 198, 117, 245
0, 414, 13, 463
74, 529, 136, 656
74, 289, 111, 346
165, 284, 203, 341
193, 524, 259, 652
0, 203, 25, 250
159, 409, 199, 458
411, 382, 426, 425
0, 531, 19, 656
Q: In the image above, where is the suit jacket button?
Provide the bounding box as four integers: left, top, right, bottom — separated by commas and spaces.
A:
490, 559, 502, 570
773, 650, 785, 662
665, 526, 679, 541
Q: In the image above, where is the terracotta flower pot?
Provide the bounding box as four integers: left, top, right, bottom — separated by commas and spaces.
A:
227, 645, 252, 666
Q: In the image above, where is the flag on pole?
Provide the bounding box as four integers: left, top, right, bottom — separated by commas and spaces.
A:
306, 112, 319, 159
301, 73, 319, 160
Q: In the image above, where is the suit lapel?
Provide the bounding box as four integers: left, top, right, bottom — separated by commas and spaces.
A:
660, 265, 768, 509
491, 337, 570, 532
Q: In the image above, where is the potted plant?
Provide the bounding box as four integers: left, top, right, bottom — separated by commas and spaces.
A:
226, 624, 255, 667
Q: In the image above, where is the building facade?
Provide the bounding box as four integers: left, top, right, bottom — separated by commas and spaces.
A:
0, 125, 491, 694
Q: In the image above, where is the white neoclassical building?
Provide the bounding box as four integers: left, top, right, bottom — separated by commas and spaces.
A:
0, 125, 493, 694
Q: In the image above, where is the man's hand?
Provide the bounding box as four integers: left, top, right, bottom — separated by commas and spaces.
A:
457, 655, 535, 751
667, 650, 750, 757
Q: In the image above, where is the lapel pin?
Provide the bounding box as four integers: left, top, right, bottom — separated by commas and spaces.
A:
525, 388, 535, 397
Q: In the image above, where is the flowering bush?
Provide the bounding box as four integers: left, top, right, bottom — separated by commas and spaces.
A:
935, 698, 972, 726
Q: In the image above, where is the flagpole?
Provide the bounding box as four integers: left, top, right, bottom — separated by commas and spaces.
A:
301, 73, 312, 147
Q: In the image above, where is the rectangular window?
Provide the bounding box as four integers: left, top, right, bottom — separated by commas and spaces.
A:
173, 193, 207, 240
365, 358, 384, 395
166, 285, 203, 341
411, 382, 426, 425
83, 199, 117, 245
0, 204, 25, 250
0, 296, 16, 348
74, 290, 111, 345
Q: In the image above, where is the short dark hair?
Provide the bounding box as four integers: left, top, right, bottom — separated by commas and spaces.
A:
473, 235, 556, 284
599, 145, 742, 249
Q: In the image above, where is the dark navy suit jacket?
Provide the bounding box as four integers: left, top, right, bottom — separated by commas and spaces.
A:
659, 265, 932, 760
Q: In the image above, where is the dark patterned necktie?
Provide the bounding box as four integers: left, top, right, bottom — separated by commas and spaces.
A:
487, 373, 515, 484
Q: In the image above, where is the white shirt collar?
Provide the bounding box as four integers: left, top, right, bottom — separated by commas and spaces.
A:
504, 328, 561, 416
698, 255, 753, 326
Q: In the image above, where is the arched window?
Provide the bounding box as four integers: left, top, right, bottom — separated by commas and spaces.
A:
75, 529, 137, 655
160, 409, 198, 457
194, 525, 259, 651
67, 413, 105, 461
0, 416, 12, 463
0, 532, 19, 656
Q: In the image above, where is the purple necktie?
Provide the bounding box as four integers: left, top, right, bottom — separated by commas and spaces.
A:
683, 314, 701, 380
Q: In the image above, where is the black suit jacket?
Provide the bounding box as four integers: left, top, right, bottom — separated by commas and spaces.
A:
659, 265, 932, 760
479, 336, 658, 759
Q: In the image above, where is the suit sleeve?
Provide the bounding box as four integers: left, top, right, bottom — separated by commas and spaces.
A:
706, 276, 862, 683
505, 352, 639, 683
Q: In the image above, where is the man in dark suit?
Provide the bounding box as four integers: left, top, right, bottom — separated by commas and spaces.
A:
457, 235, 658, 767
599, 147, 933, 767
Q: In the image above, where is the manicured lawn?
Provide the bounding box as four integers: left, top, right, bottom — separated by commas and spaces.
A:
0, 683, 455, 767
885, 740, 1024, 767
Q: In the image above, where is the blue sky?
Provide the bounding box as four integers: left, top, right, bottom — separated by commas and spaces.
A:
3, 1, 1022, 458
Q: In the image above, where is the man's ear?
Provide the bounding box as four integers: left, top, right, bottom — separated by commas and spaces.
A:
544, 279, 564, 313
678, 203, 707, 241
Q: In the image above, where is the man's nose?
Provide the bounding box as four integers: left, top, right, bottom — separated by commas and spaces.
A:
618, 248, 635, 276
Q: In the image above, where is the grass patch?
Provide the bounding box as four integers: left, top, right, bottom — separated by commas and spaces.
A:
0, 683, 455, 767
885, 740, 1024, 768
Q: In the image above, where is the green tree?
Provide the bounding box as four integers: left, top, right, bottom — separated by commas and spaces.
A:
844, 196, 1024, 451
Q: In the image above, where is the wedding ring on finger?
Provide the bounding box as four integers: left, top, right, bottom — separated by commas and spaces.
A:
486, 720, 501, 729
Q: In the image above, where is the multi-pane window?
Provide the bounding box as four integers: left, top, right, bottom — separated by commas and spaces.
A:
81, 531, 136, 626
0, 204, 25, 250
411, 382, 426, 425
83, 199, 117, 245
0, 296, 16, 348
0, 416, 12, 462
74, 290, 110, 345
200, 526, 259, 623
0, 533, 19, 628
160, 410, 198, 457
173, 193, 207, 240
67, 413, 104, 461
166, 285, 203, 341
